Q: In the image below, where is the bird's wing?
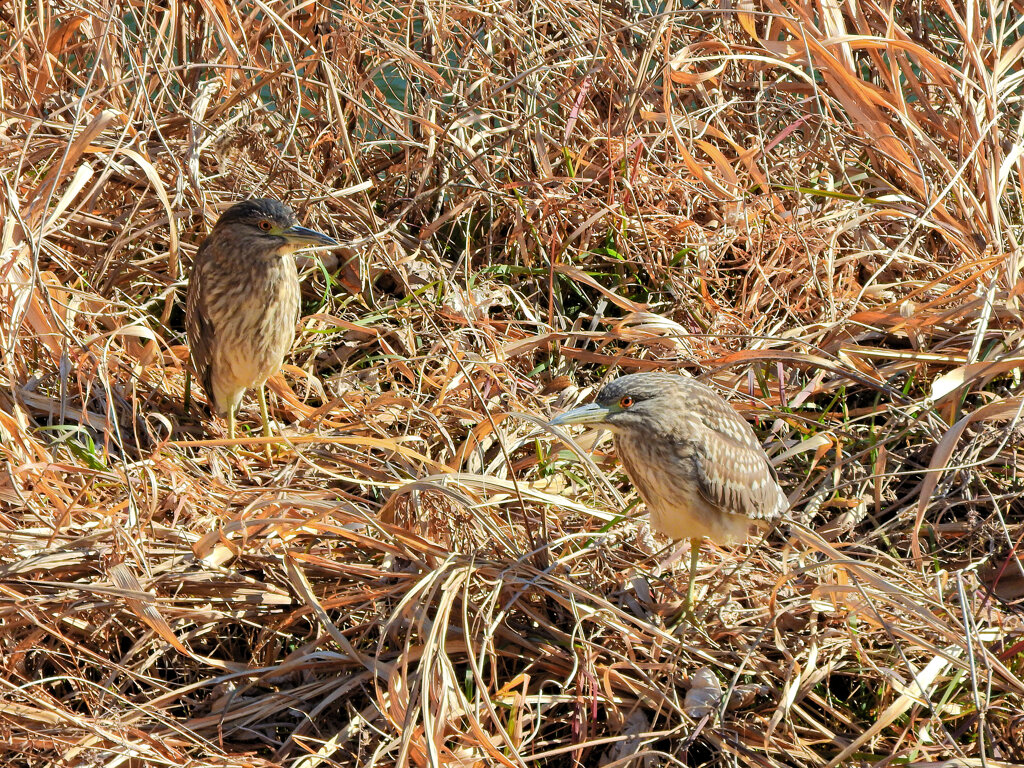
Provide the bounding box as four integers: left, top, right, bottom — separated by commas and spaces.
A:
184, 251, 215, 399
685, 388, 787, 523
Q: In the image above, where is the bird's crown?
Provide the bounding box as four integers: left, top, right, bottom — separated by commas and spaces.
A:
215, 198, 297, 230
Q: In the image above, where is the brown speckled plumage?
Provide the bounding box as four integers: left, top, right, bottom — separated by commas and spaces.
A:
549, 372, 788, 611
185, 199, 336, 438
608, 375, 787, 542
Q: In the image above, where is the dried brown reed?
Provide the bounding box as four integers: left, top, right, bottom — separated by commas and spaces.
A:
1, 0, 1023, 765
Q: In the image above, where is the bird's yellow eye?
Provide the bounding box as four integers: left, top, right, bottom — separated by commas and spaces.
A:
258, 219, 273, 231
619, 395, 634, 408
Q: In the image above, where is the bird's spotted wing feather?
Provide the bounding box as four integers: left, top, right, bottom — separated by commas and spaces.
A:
681, 382, 787, 523
184, 248, 216, 402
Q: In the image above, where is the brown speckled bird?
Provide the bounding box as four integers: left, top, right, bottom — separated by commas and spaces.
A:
549, 372, 788, 611
185, 199, 337, 440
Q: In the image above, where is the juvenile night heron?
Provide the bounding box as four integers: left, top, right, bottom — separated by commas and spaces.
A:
549, 372, 788, 612
185, 199, 337, 440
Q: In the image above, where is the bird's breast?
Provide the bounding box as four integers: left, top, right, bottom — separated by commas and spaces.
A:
614, 432, 752, 542
236, 258, 300, 365
210, 256, 301, 401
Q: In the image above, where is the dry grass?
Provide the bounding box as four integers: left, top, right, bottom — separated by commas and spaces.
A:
2, 0, 1024, 765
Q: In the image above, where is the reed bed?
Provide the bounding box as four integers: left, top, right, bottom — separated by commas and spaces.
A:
1, 0, 1023, 765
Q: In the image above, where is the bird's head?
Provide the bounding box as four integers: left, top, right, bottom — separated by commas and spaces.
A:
548, 373, 685, 435
212, 199, 338, 254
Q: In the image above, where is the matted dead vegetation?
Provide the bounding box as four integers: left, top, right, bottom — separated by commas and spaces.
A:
2, 0, 1023, 765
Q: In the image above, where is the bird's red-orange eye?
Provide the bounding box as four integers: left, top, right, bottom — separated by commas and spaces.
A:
258, 220, 273, 231
619, 395, 634, 408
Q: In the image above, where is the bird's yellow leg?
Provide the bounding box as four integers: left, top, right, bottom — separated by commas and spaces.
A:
665, 539, 707, 633
685, 538, 700, 617
258, 385, 273, 438
224, 407, 245, 460
258, 385, 285, 462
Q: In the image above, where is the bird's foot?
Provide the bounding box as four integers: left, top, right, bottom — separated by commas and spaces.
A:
219, 433, 293, 466
258, 437, 294, 464
227, 434, 292, 465
663, 600, 713, 639
624, 571, 709, 636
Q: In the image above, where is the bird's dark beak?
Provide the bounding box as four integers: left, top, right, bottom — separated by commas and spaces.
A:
282, 224, 338, 248
548, 402, 613, 427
